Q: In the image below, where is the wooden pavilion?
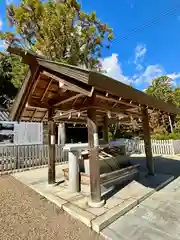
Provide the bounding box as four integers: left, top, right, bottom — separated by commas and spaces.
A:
8, 47, 180, 205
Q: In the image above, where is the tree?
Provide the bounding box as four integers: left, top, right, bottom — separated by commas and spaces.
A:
9, 55, 28, 89
0, 54, 27, 108
173, 88, 180, 107
146, 76, 173, 102
146, 76, 175, 135
0, 55, 17, 107
1, 0, 114, 69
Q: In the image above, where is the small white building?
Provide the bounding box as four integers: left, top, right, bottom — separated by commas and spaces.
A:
0, 108, 43, 145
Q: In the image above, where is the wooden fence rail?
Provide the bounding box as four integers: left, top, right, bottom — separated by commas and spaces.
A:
0, 144, 68, 173
0, 140, 180, 173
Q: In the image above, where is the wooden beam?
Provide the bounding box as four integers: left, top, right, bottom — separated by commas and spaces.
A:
90, 71, 180, 115
43, 71, 92, 96
52, 100, 141, 116
42, 110, 48, 121
87, 93, 101, 203
31, 108, 37, 121
141, 106, 154, 175
88, 105, 141, 117
53, 93, 84, 107
26, 105, 47, 111
56, 118, 86, 124
48, 108, 56, 184
53, 109, 87, 120
28, 98, 51, 109
96, 93, 138, 108
41, 79, 53, 101
10, 64, 40, 121
24, 73, 45, 118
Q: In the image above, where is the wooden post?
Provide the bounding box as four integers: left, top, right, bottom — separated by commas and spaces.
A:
87, 95, 101, 204
141, 106, 154, 175
48, 109, 56, 184
103, 114, 109, 143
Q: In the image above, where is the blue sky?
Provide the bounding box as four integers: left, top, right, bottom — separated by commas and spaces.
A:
1, 0, 180, 90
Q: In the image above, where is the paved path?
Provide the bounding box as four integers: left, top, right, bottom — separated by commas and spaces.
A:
102, 176, 180, 240
0, 176, 101, 240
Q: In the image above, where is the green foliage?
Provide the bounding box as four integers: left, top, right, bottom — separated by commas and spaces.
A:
145, 76, 173, 102
0, 55, 17, 107
10, 55, 28, 89
173, 88, 180, 107
108, 131, 113, 141
145, 75, 180, 138
152, 131, 180, 140
2, 0, 114, 69
0, 54, 27, 108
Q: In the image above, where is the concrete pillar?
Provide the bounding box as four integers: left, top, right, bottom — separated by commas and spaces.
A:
141, 106, 154, 175
58, 122, 66, 145
68, 150, 80, 192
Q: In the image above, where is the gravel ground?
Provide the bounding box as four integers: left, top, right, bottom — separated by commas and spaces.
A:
0, 176, 102, 240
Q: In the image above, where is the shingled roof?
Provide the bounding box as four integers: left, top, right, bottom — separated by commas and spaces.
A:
8, 47, 180, 124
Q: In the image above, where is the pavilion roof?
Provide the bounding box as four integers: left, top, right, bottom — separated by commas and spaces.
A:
8, 47, 180, 124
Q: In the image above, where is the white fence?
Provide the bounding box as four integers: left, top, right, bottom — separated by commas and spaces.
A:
0, 144, 68, 173
136, 140, 175, 155
110, 139, 180, 155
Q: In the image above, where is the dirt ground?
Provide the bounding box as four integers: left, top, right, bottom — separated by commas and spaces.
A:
0, 176, 101, 240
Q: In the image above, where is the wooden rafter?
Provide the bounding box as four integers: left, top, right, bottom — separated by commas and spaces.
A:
25, 74, 43, 109
96, 93, 138, 109
42, 111, 48, 121
43, 71, 92, 96
41, 79, 53, 101
31, 108, 37, 121
53, 109, 87, 120
53, 93, 84, 107
29, 98, 51, 109
25, 105, 47, 111
53, 100, 141, 116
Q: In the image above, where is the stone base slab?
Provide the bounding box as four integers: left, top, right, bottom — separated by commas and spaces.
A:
12, 167, 174, 233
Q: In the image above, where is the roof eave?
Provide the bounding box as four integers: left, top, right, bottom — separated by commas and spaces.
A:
89, 72, 180, 115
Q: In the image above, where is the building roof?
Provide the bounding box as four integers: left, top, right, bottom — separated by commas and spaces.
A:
8, 47, 180, 124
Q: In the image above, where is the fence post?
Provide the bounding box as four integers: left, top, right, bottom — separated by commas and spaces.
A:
15, 146, 19, 169
171, 140, 175, 155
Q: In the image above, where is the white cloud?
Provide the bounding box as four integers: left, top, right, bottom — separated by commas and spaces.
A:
136, 63, 143, 71
133, 65, 180, 86
134, 64, 164, 84
100, 54, 131, 84
100, 47, 180, 88
6, 0, 13, 5
167, 72, 180, 80
133, 43, 147, 71
135, 44, 147, 62
0, 19, 3, 30
0, 40, 5, 49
